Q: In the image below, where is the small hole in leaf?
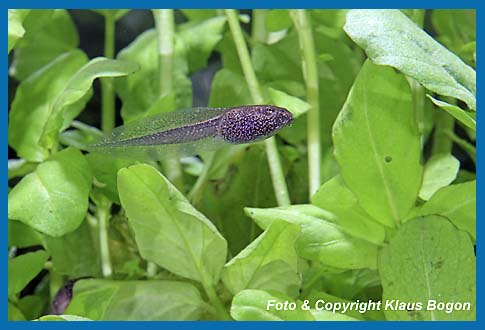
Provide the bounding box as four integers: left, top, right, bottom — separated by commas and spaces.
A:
384, 156, 392, 163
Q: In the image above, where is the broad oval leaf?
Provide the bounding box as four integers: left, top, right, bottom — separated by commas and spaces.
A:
419, 153, 459, 200
8, 251, 49, 297
40, 57, 140, 151
66, 279, 206, 320
42, 220, 101, 277
245, 204, 378, 269
8, 50, 88, 161
379, 215, 476, 320
222, 221, 301, 298
332, 60, 422, 227
312, 175, 385, 244
8, 9, 30, 53
8, 148, 93, 237
267, 87, 310, 118
344, 9, 476, 110
117, 164, 227, 284
8, 302, 26, 321
416, 181, 476, 241
10, 10, 79, 81
8, 220, 42, 248
427, 95, 476, 131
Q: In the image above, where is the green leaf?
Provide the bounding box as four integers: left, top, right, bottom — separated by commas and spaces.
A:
115, 29, 190, 122
427, 95, 476, 131
265, 10, 292, 32
59, 120, 103, 150
8, 250, 49, 296
197, 145, 277, 256
117, 164, 227, 284
431, 10, 475, 61
344, 9, 476, 110
8, 159, 37, 180
8, 302, 26, 321
36, 315, 92, 321
85, 153, 134, 204
8, 148, 93, 237
332, 60, 422, 227
10, 10, 79, 81
8, 220, 42, 248
416, 181, 476, 241
313, 28, 362, 149
17, 294, 47, 320
302, 265, 382, 304
115, 29, 160, 121
419, 154, 459, 200
222, 221, 301, 298
305, 291, 365, 320
267, 87, 310, 118
208, 68, 252, 108
245, 205, 378, 269
8, 50, 88, 161
42, 220, 101, 277
312, 175, 385, 245
40, 57, 139, 151
181, 9, 218, 22
231, 289, 315, 321
8, 9, 30, 53
177, 16, 227, 72
66, 279, 206, 320
379, 215, 476, 320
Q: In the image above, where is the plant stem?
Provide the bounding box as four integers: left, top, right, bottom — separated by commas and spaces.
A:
49, 270, 63, 300
443, 130, 476, 163
225, 9, 291, 206
97, 197, 113, 278
101, 14, 116, 132
432, 110, 454, 155
153, 9, 184, 190
200, 272, 231, 320
97, 14, 116, 280
252, 10, 268, 43
188, 153, 214, 204
146, 262, 158, 278
290, 10, 321, 198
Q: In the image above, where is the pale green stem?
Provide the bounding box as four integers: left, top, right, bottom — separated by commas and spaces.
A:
432, 110, 454, 155
252, 10, 268, 43
200, 272, 231, 320
188, 153, 214, 204
290, 10, 321, 198
97, 197, 112, 278
97, 17, 115, 281
49, 270, 63, 301
101, 14, 116, 132
225, 9, 291, 206
146, 262, 158, 278
153, 9, 184, 190
443, 130, 476, 163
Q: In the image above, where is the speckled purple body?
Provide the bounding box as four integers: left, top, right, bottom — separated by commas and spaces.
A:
92, 105, 293, 148
219, 105, 294, 143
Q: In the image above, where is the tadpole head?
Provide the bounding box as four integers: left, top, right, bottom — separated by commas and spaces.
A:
220, 105, 294, 144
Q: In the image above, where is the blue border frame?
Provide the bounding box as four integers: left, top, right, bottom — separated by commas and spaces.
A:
4, 1, 481, 328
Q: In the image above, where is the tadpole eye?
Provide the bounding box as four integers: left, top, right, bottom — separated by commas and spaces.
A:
263, 107, 275, 116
